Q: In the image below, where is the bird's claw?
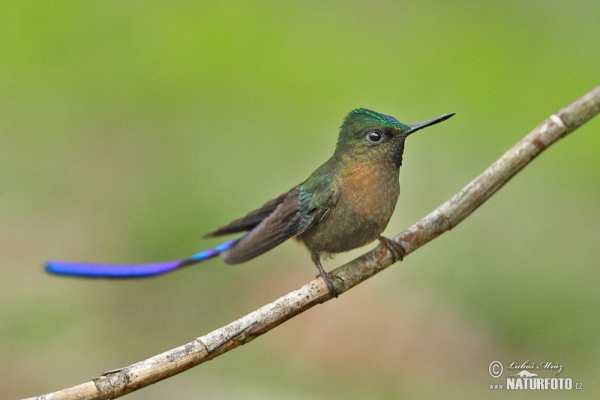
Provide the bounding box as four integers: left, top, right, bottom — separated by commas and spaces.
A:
311, 253, 344, 298
378, 236, 405, 262
323, 273, 341, 298
315, 272, 344, 298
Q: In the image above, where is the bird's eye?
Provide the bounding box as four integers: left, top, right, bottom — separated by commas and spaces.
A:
366, 131, 384, 144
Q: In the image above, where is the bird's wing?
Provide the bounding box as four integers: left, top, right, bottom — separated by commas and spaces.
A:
220, 173, 337, 264
204, 190, 290, 237
293, 173, 337, 233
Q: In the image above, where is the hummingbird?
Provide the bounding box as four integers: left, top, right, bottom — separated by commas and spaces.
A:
46, 109, 454, 297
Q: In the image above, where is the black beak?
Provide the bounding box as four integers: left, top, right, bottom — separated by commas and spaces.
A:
405, 113, 455, 135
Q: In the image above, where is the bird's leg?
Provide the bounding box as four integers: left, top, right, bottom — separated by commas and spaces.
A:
311, 252, 343, 298
378, 236, 405, 262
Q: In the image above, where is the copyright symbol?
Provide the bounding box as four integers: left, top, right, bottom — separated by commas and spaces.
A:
489, 361, 503, 378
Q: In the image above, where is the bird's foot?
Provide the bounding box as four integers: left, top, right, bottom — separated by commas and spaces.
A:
378, 236, 405, 262
314, 271, 344, 298
319, 272, 344, 298
311, 253, 344, 298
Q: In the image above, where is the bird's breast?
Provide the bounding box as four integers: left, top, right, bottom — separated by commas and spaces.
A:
298, 161, 400, 254
338, 162, 400, 217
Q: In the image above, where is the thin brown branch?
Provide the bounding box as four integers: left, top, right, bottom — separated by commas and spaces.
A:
25, 86, 600, 400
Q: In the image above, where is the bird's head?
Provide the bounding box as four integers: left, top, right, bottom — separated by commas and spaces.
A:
335, 108, 454, 168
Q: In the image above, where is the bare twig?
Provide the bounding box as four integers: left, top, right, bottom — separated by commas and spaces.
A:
25, 86, 600, 400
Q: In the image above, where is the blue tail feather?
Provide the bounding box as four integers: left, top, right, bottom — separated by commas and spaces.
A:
45, 240, 238, 278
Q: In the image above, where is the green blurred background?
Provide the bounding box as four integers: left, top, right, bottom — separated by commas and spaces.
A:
1, 1, 599, 398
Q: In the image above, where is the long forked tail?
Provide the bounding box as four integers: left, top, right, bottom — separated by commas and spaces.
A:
45, 240, 238, 278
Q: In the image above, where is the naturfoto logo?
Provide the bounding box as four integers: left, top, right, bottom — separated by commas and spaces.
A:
488, 360, 583, 391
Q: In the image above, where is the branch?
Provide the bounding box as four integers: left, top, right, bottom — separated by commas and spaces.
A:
26, 86, 600, 400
